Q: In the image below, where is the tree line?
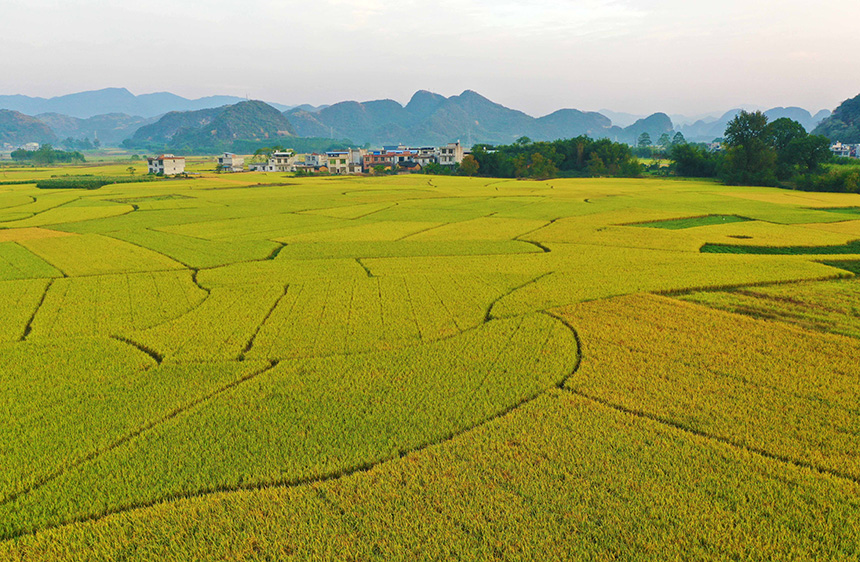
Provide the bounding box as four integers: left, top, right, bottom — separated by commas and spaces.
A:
470, 136, 641, 179
669, 111, 857, 193
11, 145, 86, 164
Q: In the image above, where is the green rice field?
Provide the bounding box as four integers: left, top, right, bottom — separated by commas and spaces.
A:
0, 165, 858, 560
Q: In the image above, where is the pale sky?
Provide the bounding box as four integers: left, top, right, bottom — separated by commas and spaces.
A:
2, 0, 859, 116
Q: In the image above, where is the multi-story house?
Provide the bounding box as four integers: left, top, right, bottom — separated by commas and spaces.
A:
831, 142, 859, 158
147, 154, 185, 175
326, 149, 365, 174
436, 142, 464, 166
217, 152, 244, 172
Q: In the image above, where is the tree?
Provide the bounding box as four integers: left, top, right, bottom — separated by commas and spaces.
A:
658, 133, 672, 147
529, 152, 558, 179
721, 110, 777, 186
672, 132, 686, 145
459, 154, 479, 176
126, 166, 135, 175
670, 143, 720, 177
637, 132, 652, 148
587, 153, 608, 176
787, 134, 832, 174
515, 136, 532, 146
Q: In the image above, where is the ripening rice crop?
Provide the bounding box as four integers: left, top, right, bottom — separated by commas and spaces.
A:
3, 390, 858, 561
19, 233, 184, 276
0, 313, 577, 539
0, 278, 51, 341
0, 241, 62, 280
0, 169, 859, 556
106, 229, 281, 268
245, 274, 532, 359
27, 270, 208, 340
679, 277, 860, 339
555, 293, 860, 480
128, 283, 285, 362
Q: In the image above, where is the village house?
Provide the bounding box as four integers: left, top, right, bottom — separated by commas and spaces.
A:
147, 154, 185, 175
325, 148, 365, 174
830, 141, 859, 158
217, 152, 244, 172
436, 142, 464, 165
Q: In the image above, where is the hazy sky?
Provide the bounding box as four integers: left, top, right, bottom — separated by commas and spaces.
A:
2, 0, 859, 116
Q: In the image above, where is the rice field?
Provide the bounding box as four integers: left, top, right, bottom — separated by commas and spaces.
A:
0, 167, 858, 560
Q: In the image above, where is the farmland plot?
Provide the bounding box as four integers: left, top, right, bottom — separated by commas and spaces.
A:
28, 270, 207, 340
0, 171, 859, 558
0, 313, 577, 539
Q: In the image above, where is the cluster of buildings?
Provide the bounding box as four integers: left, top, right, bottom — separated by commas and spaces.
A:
830, 141, 860, 159
145, 143, 465, 176
248, 142, 465, 174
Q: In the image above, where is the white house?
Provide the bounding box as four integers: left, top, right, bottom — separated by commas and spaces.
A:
436, 142, 464, 165
147, 154, 185, 175
830, 142, 858, 158
217, 152, 244, 172
325, 148, 365, 174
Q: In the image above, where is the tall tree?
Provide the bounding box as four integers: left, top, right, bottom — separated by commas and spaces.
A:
459, 155, 479, 176
637, 132, 652, 147
721, 110, 777, 186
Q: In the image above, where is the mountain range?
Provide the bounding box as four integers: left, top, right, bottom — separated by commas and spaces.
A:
813, 93, 860, 143
0, 87, 840, 150
128, 101, 296, 151
0, 88, 297, 119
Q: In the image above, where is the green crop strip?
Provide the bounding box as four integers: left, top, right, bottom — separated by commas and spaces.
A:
702, 240, 860, 254
632, 214, 752, 229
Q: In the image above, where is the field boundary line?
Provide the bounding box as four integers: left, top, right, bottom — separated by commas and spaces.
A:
238, 285, 290, 361
657, 271, 853, 298
20, 278, 54, 341
563, 388, 860, 486
0, 315, 585, 544
484, 271, 553, 322
517, 239, 551, 253
0, 360, 280, 516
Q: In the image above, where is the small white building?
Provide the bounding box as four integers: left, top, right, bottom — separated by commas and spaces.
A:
831, 142, 858, 158
217, 152, 244, 172
147, 154, 185, 175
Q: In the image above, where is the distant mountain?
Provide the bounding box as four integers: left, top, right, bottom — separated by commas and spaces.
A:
285, 90, 615, 146
0, 88, 294, 119
36, 112, 157, 145
0, 110, 57, 145
680, 106, 832, 142
813, 93, 860, 143
597, 110, 644, 128
622, 113, 674, 144
126, 100, 295, 152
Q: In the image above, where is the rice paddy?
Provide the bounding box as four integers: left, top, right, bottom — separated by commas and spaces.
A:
0, 166, 858, 560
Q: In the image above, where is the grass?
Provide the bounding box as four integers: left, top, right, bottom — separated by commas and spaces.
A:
0, 167, 858, 557
633, 214, 751, 229
702, 240, 860, 254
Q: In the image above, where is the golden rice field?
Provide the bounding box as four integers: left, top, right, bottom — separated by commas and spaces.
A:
0, 165, 858, 560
